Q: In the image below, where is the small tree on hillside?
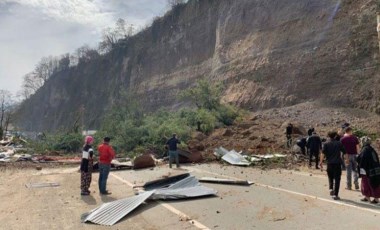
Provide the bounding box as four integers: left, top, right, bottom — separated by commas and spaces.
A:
180, 79, 223, 110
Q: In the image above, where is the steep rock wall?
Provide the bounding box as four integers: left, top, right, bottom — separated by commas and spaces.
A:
15, 0, 379, 131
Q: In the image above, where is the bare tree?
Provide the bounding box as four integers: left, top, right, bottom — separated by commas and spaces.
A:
75, 45, 99, 64
0, 90, 12, 139
98, 18, 132, 53
167, 0, 186, 8
21, 55, 71, 98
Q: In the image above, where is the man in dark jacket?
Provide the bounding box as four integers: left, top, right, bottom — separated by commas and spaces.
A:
286, 123, 293, 148
166, 133, 181, 168
307, 131, 322, 169
320, 131, 346, 200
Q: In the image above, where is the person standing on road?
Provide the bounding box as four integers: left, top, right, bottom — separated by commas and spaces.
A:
340, 127, 360, 190
306, 131, 322, 169
80, 136, 94, 196
319, 131, 346, 200
357, 136, 380, 204
98, 137, 115, 195
166, 133, 181, 168
286, 123, 293, 148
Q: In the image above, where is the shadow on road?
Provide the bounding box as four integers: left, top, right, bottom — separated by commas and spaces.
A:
100, 194, 117, 203
340, 198, 380, 210
81, 194, 97, 205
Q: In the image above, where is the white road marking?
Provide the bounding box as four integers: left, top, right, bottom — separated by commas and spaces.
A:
185, 167, 380, 215
110, 173, 211, 230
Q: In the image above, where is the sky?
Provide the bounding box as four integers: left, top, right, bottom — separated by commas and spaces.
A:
0, 0, 168, 96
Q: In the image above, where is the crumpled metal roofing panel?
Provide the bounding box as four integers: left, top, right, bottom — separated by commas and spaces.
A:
213, 147, 229, 158
149, 176, 217, 200
199, 177, 254, 186
222, 150, 251, 166
142, 173, 190, 191
82, 190, 154, 226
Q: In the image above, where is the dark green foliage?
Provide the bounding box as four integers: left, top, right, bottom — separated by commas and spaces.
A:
180, 79, 223, 110
180, 79, 240, 126
96, 107, 192, 156
28, 132, 83, 153
214, 104, 239, 126
95, 81, 241, 156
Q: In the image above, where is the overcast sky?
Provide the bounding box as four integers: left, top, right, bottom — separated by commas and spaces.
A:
0, 0, 168, 96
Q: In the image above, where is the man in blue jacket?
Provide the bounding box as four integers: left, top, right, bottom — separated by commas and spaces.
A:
166, 133, 181, 168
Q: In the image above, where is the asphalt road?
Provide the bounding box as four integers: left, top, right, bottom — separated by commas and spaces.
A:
109, 163, 380, 230
1, 164, 380, 230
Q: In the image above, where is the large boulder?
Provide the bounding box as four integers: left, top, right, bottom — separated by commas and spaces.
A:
178, 149, 203, 163
133, 154, 155, 169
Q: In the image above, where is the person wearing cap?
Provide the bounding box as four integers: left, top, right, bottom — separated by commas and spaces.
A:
166, 133, 181, 168
340, 127, 360, 190
98, 137, 115, 195
80, 136, 94, 195
357, 136, 380, 204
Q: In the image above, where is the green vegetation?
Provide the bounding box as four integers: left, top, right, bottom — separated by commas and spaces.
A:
26, 80, 241, 156
95, 80, 241, 156
28, 132, 83, 154
353, 128, 378, 140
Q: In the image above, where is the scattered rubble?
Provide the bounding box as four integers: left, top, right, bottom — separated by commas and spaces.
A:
25, 182, 60, 188
199, 177, 254, 186
83, 173, 217, 226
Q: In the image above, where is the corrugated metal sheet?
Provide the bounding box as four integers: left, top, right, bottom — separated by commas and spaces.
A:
142, 173, 190, 191
222, 150, 251, 166
82, 191, 154, 226
214, 147, 229, 158
253, 154, 287, 159
25, 182, 60, 188
149, 176, 217, 200
199, 177, 254, 186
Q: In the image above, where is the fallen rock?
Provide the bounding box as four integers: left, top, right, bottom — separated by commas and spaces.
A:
133, 154, 155, 169
222, 129, 234, 137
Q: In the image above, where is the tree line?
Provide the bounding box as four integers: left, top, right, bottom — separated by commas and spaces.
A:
19, 0, 188, 100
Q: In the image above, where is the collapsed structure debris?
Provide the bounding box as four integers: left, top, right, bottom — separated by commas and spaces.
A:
82, 191, 155, 226
222, 150, 252, 166
147, 175, 217, 200
25, 182, 60, 188
213, 147, 288, 166
199, 177, 254, 186
83, 173, 217, 226
138, 173, 191, 191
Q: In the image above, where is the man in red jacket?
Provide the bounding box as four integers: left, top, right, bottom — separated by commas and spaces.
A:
98, 137, 115, 195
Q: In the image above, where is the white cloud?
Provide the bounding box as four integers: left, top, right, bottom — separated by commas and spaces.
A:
3, 0, 114, 28
0, 0, 168, 95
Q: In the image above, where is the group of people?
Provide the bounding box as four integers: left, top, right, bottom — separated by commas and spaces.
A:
79, 133, 181, 196
80, 136, 115, 196
292, 123, 380, 202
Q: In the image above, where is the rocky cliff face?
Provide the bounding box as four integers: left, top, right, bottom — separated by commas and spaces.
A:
15, 0, 379, 131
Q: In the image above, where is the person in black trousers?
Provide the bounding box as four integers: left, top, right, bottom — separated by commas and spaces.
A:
306, 131, 322, 169
319, 131, 346, 200
286, 123, 293, 148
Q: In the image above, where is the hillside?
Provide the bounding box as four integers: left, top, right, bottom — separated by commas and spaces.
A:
15, 0, 379, 132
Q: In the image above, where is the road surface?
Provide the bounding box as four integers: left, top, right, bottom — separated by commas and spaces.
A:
0, 163, 379, 229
